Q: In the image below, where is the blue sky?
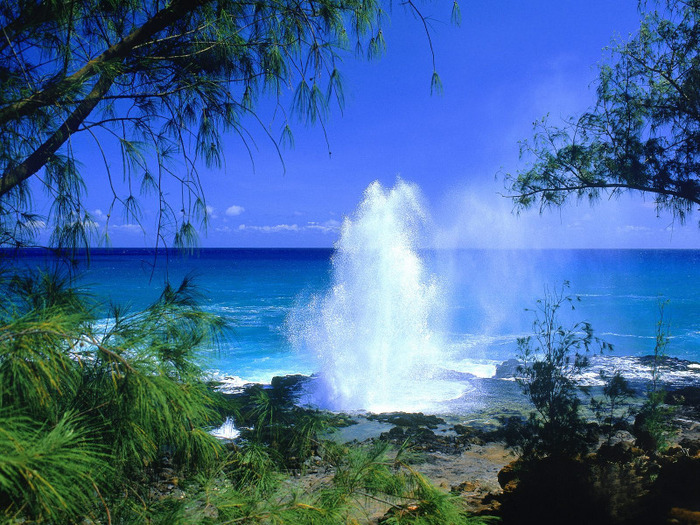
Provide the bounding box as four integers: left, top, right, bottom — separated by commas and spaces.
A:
46, 1, 699, 248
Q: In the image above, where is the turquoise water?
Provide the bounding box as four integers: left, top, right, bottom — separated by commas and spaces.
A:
10, 248, 700, 390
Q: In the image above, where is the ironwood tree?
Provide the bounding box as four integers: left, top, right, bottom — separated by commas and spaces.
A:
506, 0, 700, 224
0, 0, 456, 249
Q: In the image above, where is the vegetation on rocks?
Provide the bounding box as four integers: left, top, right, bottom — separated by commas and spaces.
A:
0, 269, 226, 522
494, 289, 700, 525
504, 283, 611, 459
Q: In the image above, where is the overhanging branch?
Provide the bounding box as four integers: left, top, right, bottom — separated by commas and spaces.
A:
505, 181, 700, 208
0, 74, 115, 198
0, 0, 209, 126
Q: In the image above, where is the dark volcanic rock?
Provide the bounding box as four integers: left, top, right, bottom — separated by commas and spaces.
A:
596, 441, 643, 464
270, 374, 310, 395
498, 456, 609, 525
378, 425, 458, 453
496, 431, 700, 525
367, 412, 446, 429
640, 455, 700, 523
668, 385, 700, 407
679, 438, 700, 456
496, 460, 519, 490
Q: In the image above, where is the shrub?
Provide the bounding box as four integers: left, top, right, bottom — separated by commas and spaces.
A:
510, 283, 611, 458
0, 269, 226, 522
633, 301, 675, 452
591, 370, 635, 444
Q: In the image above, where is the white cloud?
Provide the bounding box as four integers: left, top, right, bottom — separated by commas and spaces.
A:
226, 205, 245, 216
111, 223, 142, 233
238, 223, 300, 233
617, 225, 652, 233
233, 220, 341, 235
206, 205, 217, 219
306, 219, 342, 234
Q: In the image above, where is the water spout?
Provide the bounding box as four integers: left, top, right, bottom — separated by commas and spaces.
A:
293, 180, 464, 412
210, 417, 240, 440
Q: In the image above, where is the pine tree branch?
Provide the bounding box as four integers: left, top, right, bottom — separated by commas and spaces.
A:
0, 73, 115, 198
505, 180, 700, 207
0, 0, 209, 126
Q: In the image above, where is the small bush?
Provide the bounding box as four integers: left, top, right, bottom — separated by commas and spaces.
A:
591, 370, 635, 444
634, 301, 675, 452
510, 283, 611, 458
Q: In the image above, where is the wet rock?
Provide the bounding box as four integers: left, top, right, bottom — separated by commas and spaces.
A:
380, 426, 407, 442
453, 424, 484, 446
378, 424, 463, 454
452, 422, 507, 445
451, 480, 477, 493
367, 412, 445, 429
452, 424, 472, 436
270, 374, 310, 396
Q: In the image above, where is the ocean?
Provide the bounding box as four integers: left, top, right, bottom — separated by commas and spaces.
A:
8, 247, 700, 412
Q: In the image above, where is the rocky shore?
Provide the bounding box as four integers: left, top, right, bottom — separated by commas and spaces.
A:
212, 359, 700, 524
297, 392, 700, 523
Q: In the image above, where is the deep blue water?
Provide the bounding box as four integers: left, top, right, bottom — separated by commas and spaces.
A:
7, 248, 700, 387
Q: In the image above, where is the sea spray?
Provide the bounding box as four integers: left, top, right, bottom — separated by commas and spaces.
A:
210, 417, 241, 440
291, 180, 464, 412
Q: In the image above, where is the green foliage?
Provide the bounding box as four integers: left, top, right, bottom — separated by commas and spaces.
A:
591, 370, 635, 444
234, 378, 336, 468
634, 301, 675, 451
109, 440, 491, 524
0, 269, 227, 522
0, 0, 455, 250
506, 0, 700, 223
0, 411, 107, 523
511, 283, 611, 458
0, 271, 92, 422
